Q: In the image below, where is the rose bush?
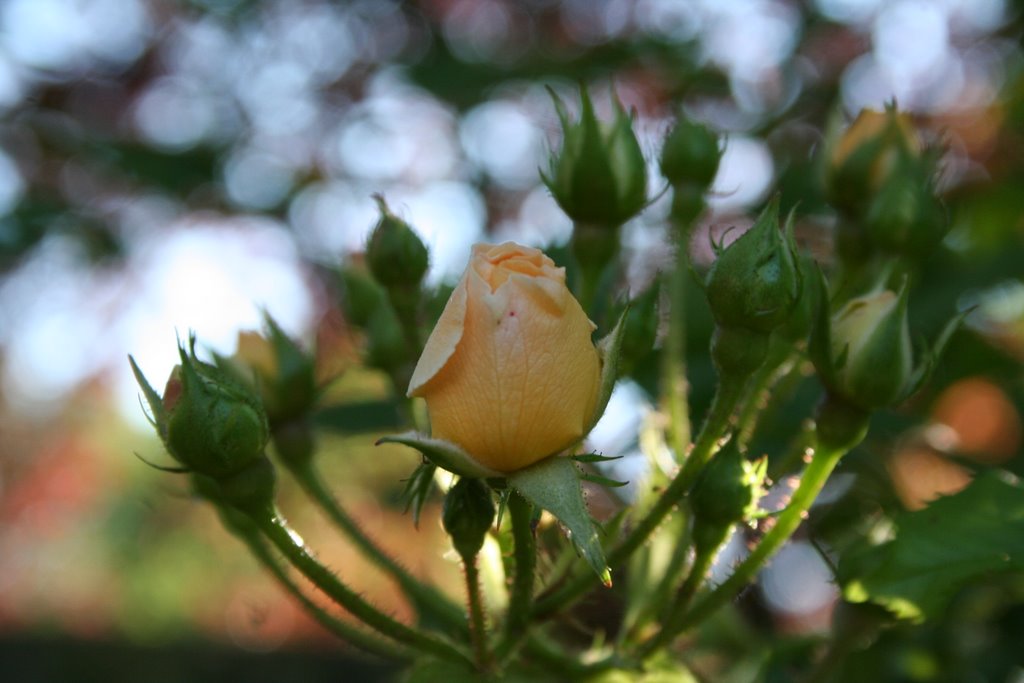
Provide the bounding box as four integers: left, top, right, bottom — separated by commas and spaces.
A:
407, 242, 601, 473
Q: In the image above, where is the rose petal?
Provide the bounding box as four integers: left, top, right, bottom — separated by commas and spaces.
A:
408, 275, 468, 397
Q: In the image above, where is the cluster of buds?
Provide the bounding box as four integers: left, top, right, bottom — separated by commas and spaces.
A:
826, 106, 948, 261
340, 197, 430, 383
703, 198, 805, 378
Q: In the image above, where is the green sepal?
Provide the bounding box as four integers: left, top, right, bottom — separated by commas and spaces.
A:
377, 432, 504, 479
128, 354, 166, 434
571, 453, 624, 464
807, 265, 838, 388
261, 311, 319, 420
904, 306, 973, 398
508, 456, 611, 587
580, 472, 628, 488
585, 304, 630, 435
132, 451, 190, 473
401, 460, 437, 528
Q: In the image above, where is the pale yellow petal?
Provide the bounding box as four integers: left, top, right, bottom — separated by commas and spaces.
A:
408, 274, 468, 397
424, 265, 600, 472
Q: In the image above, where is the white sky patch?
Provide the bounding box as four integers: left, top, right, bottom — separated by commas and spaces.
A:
707, 136, 774, 211
0, 216, 314, 424
760, 541, 839, 616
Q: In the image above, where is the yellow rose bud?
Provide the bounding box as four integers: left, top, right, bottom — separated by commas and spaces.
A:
408, 243, 601, 473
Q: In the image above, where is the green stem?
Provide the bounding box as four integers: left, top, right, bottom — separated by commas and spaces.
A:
621, 509, 690, 646
674, 378, 745, 491
571, 221, 619, 317
253, 507, 472, 666
663, 236, 692, 460
734, 353, 792, 449
291, 462, 465, 631
523, 633, 622, 679
673, 442, 852, 634
464, 560, 491, 671
232, 518, 411, 661
636, 532, 721, 659
495, 492, 536, 662
532, 380, 745, 619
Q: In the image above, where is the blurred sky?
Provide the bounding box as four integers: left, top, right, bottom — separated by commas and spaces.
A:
0, 0, 1013, 425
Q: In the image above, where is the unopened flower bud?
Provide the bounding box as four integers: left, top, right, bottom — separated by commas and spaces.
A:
690, 438, 765, 554
705, 198, 803, 336
442, 478, 496, 561
864, 153, 947, 259
366, 196, 429, 290
828, 286, 913, 410
826, 107, 920, 216
232, 315, 318, 424
810, 271, 968, 440
131, 340, 270, 479
660, 118, 721, 189
543, 87, 647, 228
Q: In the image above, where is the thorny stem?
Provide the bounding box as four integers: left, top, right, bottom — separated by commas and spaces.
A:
226, 514, 411, 661
637, 533, 721, 658
253, 507, 473, 666
495, 492, 537, 663
291, 462, 466, 632
464, 559, 491, 671
674, 378, 745, 491
734, 350, 797, 449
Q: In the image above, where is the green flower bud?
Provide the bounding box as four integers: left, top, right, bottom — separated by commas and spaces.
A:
864, 152, 948, 259
809, 268, 968, 420
660, 117, 722, 189
690, 437, 765, 554
828, 285, 913, 410
230, 314, 318, 424
130, 339, 270, 479
704, 197, 803, 335
825, 106, 920, 217
366, 196, 429, 290
542, 87, 647, 228
442, 478, 496, 561
339, 265, 387, 328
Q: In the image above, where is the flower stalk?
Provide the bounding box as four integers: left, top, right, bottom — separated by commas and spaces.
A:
495, 491, 536, 663
290, 461, 466, 632
252, 507, 473, 666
